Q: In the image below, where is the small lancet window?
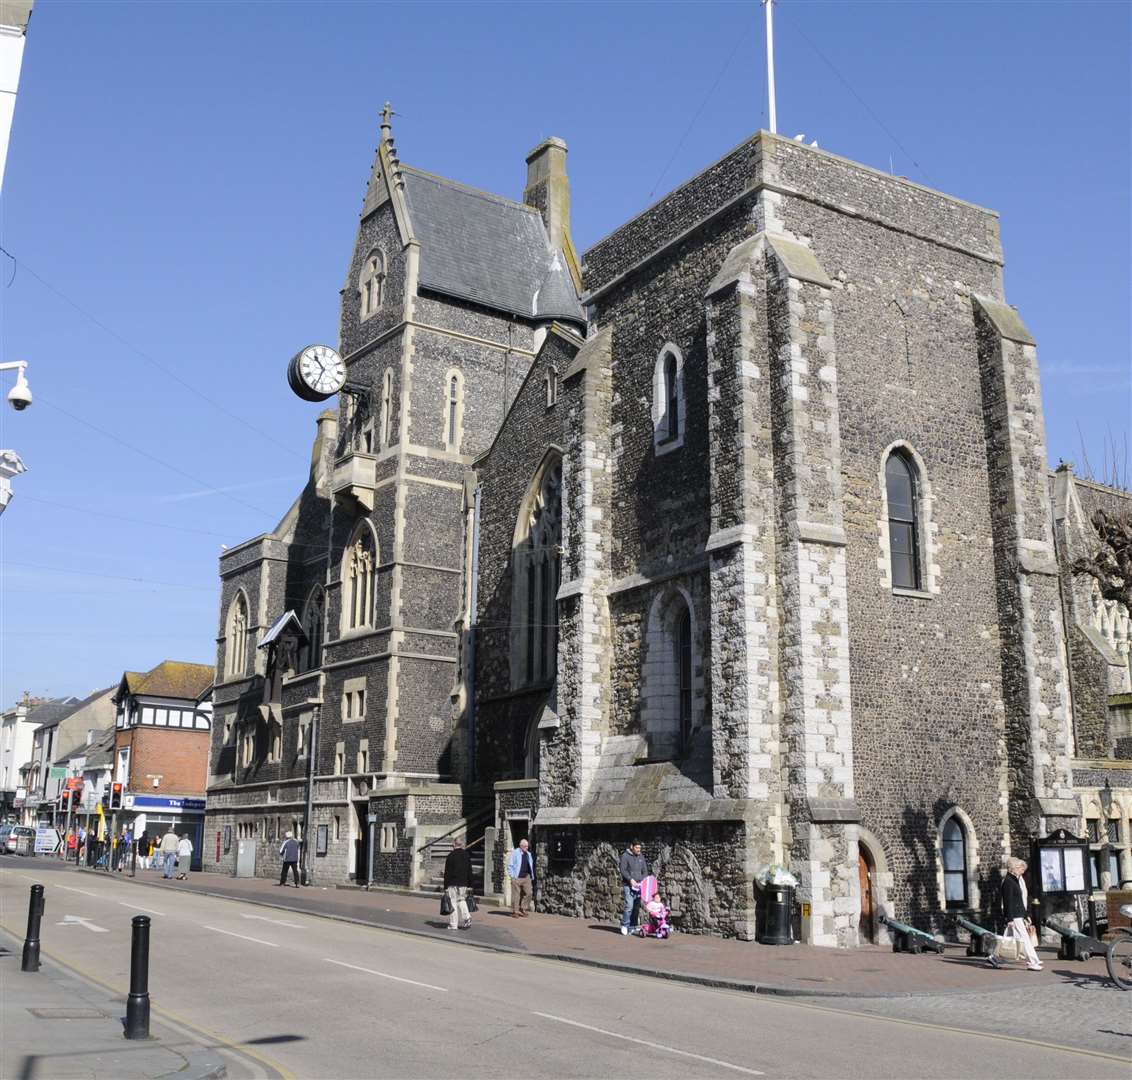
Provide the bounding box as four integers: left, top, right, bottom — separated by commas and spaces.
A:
344, 527, 376, 632
546, 366, 559, 407
886, 450, 922, 590
677, 605, 692, 750
359, 249, 386, 320
444, 371, 463, 450
941, 817, 968, 908
380, 369, 393, 447
664, 353, 679, 441
653, 345, 685, 453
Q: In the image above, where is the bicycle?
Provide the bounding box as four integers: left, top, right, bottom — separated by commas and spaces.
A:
1105, 903, 1132, 990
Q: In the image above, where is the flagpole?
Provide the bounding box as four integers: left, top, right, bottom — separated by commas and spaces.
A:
763, 0, 778, 134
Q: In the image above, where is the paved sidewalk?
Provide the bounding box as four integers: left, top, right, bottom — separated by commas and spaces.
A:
76, 861, 1115, 997
0, 925, 267, 1079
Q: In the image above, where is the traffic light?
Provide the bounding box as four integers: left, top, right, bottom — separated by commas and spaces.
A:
101, 787, 110, 810
109, 782, 123, 811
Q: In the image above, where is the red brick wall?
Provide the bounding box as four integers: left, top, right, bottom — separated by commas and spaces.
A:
117, 727, 209, 796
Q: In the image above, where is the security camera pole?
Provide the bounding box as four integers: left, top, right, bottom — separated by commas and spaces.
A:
0, 361, 31, 516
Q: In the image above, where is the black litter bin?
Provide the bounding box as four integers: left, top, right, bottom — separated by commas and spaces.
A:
757, 884, 795, 945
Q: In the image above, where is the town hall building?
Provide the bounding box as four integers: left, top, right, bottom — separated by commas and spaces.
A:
203, 111, 1131, 946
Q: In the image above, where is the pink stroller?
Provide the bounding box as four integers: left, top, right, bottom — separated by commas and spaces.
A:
637, 875, 671, 939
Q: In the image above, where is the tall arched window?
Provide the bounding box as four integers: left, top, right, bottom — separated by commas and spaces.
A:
380, 369, 393, 448
545, 366, 559, 407
343, 525, 376, 633
652, 344, 685, 454
885, 450, 922, 590
641, 589, 700, 759
226, 591, 249, 679
359, 249, 386, 320
302, 586, 325, 671
941, 817, 968, 908
443, 369, 464, 451
512, 453, 562, 688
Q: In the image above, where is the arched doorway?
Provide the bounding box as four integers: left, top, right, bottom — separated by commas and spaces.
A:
858, 845, 877, 943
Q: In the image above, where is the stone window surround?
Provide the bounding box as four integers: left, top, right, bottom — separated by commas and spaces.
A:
301, 584, 326, 672
342, 676, 367, 724
356, 737, 369, 773
358, 247, 386, 321
340, 518, 379, 636
225, 588, 251, 679
545, 365, 559, 408
509, 448, 563, 691
334, 740, 345, 775
639, 584, 705, 759
876, 440, 940, 597
652, 342, 686, 456
380, 823, 398, 852
934, 805, 980, 911
443, 367, 465, 451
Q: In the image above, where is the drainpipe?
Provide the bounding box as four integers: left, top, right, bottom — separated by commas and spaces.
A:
468, 483, 482, 784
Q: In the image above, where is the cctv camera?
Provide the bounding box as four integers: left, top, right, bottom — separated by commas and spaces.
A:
7, 377, 31, 411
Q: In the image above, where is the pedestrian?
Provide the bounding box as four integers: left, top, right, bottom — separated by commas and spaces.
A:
277, 831, 301, 887
443, 837, 473, 930
66, 830, 78, 860
121, 827, 133, 872
137, 830, 150, 870
506, 837, 536, 918
619, 840, 648, 935
159, 826, 179, 879
175, 833, 193, 880
988, 857, 1042, 971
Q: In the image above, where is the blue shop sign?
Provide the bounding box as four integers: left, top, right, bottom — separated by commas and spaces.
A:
127, 795, 206, 812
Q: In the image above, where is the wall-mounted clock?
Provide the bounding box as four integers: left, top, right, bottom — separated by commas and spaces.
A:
287, 344, 346, 402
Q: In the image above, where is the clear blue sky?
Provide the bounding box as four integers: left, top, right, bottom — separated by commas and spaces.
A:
1, 1, 1128, 702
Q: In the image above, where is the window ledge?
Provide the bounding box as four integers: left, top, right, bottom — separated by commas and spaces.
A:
892, 587, 935, 601
654, 433, 685, 457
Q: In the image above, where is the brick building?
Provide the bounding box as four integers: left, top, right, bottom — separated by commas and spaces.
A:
204, 114, 1130, 944
112, 661, 214, 866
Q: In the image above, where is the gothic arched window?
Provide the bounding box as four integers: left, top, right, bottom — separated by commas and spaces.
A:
343, 524, 376, 633
444, 369, 464, 451
941, 816, 968, 908
380, 369, 393, 448
302, 586, 325, 671
512, 454, 562, 688
885, 449, 922, 590
653, 344, 685, 454
226, 591, 249, 679
359, 249, 386, 320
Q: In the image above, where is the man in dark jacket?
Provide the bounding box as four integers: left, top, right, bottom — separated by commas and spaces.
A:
443, 837, 472, 930
277, 832, 301, 887
619, 841, 648, 935
989, 857, 1041, 970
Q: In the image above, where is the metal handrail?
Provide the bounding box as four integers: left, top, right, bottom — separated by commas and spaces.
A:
414, 805, 494, 857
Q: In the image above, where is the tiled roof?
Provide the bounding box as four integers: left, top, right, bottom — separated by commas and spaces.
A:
124, 661, 214, 702
401, 167, 584, 325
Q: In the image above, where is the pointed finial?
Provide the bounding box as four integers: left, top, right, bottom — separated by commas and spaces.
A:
380, 102, 393, 143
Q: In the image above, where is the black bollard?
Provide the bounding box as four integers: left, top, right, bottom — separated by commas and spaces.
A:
21, 883, 44, 972
124, 915, 151, 1040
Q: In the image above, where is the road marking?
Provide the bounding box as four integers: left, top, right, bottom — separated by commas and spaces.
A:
241, 913, 302, 928
324, 958, 448, 993
204, 925, 278, 947
531, 1012, 764, 1076
119, 901, 165, 916
57, 915, 109, 933
58, 885, 99, 897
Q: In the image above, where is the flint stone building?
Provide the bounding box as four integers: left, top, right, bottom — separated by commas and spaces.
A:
204, 116, 1131, 946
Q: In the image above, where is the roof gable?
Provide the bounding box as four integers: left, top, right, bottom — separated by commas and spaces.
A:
401, 167, 583, 324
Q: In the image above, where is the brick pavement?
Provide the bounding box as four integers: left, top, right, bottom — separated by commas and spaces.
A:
78, 862, 1118, 998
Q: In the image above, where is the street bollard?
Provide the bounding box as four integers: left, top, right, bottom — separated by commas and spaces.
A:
124, 915, 151, 1039
21, 883, 44, 972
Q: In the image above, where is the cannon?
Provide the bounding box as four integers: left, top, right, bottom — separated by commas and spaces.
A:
955, 914, 996, 957
880, 914, 945, 954
1046, 918, 1106, 962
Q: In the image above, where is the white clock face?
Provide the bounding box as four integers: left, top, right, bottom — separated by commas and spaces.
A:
298, 345, 346, 397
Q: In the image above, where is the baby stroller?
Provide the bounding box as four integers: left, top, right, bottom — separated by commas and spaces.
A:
637, 875, 671, 939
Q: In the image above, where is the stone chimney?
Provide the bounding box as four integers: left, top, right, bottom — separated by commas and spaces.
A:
524, 137, 570, 253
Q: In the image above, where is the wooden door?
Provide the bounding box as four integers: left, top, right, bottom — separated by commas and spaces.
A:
858, 850, 875, 943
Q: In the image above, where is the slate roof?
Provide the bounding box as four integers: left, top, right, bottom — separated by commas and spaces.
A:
82, 729, 117, 770
122, 661, 214, 702
25, 696, 81, 730
400, 166, 584, 325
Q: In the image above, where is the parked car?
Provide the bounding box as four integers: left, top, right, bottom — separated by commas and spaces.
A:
1, 825, 36, 855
